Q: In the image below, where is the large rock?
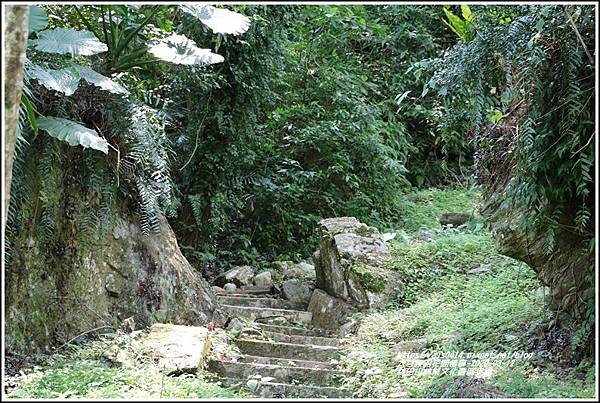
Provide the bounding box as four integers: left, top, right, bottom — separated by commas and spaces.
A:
273, 261, 316, 281
5, 213, 221, 354
253, 271, 273, 288
438, 212, 471, 227
308, 289, 356, 331
223, 283, 237, 292
281, 279, 313, 305
286, 262, 316, 280
215, 266, 255, 287
313, 217, 401, 309
142, 323, 211, 374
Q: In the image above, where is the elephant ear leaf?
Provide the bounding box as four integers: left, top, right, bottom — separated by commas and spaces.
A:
179, 4, 250, 35
28, 65, 81, 96
28, 5, 48, 33
76, 65, 129, 95
37, 116, 109, 154
148, 33, 224, 65
30, 28, 108, 56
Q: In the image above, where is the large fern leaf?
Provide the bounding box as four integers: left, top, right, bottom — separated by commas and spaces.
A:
28, 5, 48, 33
28, 65, 81, 96
147, 33, 224, 65
30, 28, 108, 56
76, 65, 129, 95
179, 4, 250, 35
37, 116, 108, 154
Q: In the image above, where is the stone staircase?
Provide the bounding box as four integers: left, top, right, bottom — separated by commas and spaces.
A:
208, 286, 351, 398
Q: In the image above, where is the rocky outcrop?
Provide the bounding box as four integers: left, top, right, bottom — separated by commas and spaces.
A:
482, 196, 592, 320
313, 217, 401, 309
5, 213, 221, 353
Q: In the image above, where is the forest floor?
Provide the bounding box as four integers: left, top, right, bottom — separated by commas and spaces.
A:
4, 188, 596, 399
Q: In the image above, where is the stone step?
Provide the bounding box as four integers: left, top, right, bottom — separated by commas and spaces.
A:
256, 381, 351, 399
218, 296, 306, 311
263, 331, 339, 347
208, 360, 344, 386
222, 377, 350, 398
216, 286, 273, 296
256, 323, 333, 338
217, 292, 277, 299
236, 338, 339, 362
239, 355, 335, 370
222, 305, 312, 324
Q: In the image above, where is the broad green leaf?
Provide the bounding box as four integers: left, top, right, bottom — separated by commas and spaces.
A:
28, 5, 48, 33
395, 90, 412, 106
421, 84, 430, 98
28, 65, 81, 96
21, 94, 38, 134
179, 4, 250, 35
461, 5, 474, 22
148, 34, 224, 65
31, 28, 108, 56
75, 65, 129, 95
443, 9, 466, 38
38, 116, 108, 154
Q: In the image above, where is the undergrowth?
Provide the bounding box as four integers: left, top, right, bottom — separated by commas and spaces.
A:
6, 332, 239, 399
338, 187, 596, 399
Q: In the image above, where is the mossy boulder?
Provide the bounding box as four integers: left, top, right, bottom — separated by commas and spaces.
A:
5, 212, 223, 354
313, 217, 401, 310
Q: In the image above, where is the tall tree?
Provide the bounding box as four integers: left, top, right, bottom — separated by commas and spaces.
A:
3, 5, 29, 229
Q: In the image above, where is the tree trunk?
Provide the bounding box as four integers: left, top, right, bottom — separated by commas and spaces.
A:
3, 5, 29, 230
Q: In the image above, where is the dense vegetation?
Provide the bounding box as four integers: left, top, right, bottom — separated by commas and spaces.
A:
6, 189, 595, 399
3, 3, 595, 399
338, 189, 595, 398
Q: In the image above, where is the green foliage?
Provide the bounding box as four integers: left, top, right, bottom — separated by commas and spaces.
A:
147, 33, 224, 65
486, 362, 596, 398
28, 5, 48, 33
29, 64, 81, 96
338, 260, 554, 398
119, 103, 178, 233
385, 230, 498, 306
442, 5, 475, 42
9, 4, 253, 242
171, 5, 460, 266
37, 116, 108, 154
397, 262, 539, 349
431, 5, 595, 243
31, 28, 108, 56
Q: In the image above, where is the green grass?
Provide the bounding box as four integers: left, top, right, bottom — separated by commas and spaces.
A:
337, 187, 596, 399
6, 334, 240, 399
383, 229, 499, 306
401, 187, 480, 232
